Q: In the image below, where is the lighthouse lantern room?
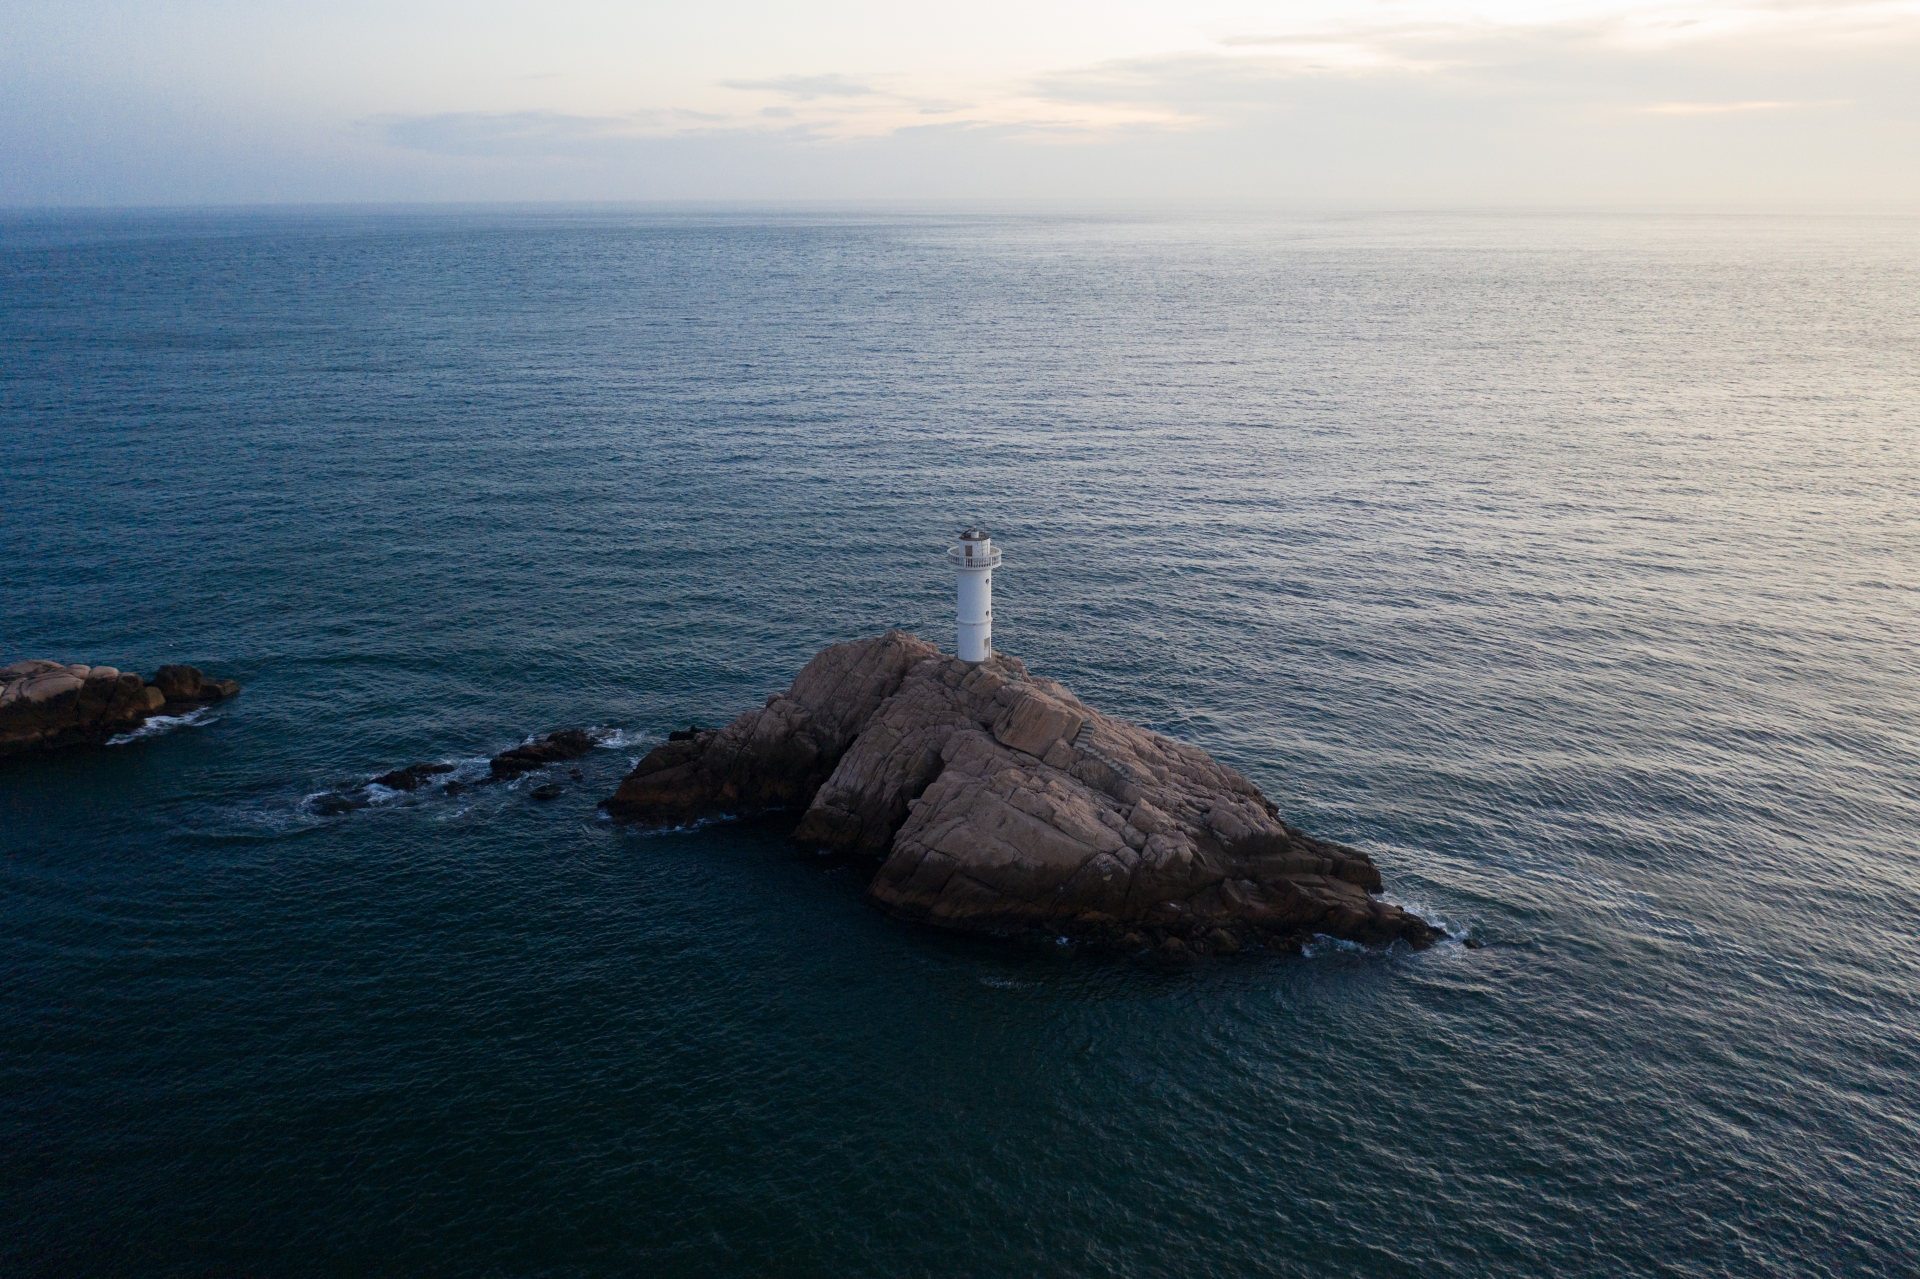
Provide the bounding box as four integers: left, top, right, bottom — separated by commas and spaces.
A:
946, 527, 1003, 662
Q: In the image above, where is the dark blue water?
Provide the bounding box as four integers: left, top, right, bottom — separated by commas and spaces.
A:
3, 208, 1917, 1276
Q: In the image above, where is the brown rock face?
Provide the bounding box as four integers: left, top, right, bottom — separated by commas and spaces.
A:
603, 631, 943, 827
0, 660, 241, 758
151, 665, 241, 711
150, 665, 206, 703
603, 633, 1436, 952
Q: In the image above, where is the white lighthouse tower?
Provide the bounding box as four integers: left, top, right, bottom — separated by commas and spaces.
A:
947, 526, 1003, 662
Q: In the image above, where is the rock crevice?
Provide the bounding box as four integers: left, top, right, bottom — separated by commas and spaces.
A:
603, 632, 1436, 954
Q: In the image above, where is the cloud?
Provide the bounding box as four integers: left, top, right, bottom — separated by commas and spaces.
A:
720, 74, 877, 100
326, 8, 1918, 206
1217, 34, 1344, 48
380, 110, 710, 157
1213, 32, 1442, 72
1029, 11, 1916, 122
384, 8, 1920, 161
1638, 99, 1822, 113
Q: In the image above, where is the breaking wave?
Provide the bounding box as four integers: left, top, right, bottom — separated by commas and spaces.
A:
107, 707, 217, 745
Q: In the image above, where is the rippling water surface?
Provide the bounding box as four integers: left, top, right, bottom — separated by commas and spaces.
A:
2, 209, 1916, 1276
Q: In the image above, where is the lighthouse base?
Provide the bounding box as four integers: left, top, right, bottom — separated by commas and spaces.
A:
957, 622, 990, 663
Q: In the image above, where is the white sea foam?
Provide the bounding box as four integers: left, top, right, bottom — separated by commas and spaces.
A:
592, 726, 651, 751
446, 756, 492, 783
107, 707, 217, 746
1379, 891, 1462, 943
1301, 934, 1366, 959
637, 812, 740, 836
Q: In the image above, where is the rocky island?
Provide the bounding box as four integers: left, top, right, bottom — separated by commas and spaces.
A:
604, 632, 1436, 955
0, 661, 240, 758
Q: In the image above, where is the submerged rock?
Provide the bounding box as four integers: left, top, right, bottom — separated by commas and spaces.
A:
327, 728, 604, 812
371, 762, 456, 792
0, 660, 240, 759
603, 632, 1436, 952
305, 792, 367, 817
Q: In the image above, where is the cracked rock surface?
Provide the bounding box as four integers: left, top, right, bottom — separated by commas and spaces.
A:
603, 631, 1435, 953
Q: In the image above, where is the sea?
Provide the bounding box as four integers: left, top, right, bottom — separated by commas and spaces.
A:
1, 208, 1915, 1276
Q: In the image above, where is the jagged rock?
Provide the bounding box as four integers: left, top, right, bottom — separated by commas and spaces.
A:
0, 659, 240, 758
529, 782, 564, 801
603, 632, 941, 828
490, 729, 597, 780
602, 632, 1436, 952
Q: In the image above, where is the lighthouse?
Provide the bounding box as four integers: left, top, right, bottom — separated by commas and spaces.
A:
947, 526, 1002, 662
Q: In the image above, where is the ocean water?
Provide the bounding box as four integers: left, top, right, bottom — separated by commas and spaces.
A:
2, 208, 1916, 1276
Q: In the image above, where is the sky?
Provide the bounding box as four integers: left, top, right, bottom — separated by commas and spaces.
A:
3, 0, 1917, 207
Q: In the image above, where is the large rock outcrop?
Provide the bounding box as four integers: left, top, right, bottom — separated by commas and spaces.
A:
604, 633, 1435, 954
0, 661, 239, 758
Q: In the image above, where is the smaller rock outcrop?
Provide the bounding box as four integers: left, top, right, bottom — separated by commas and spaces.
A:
0, 660, 240, 759
488, 729, 597, 780
151, 664, 241, 710
314, 728, 606, 813
371, 762, 456, 792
